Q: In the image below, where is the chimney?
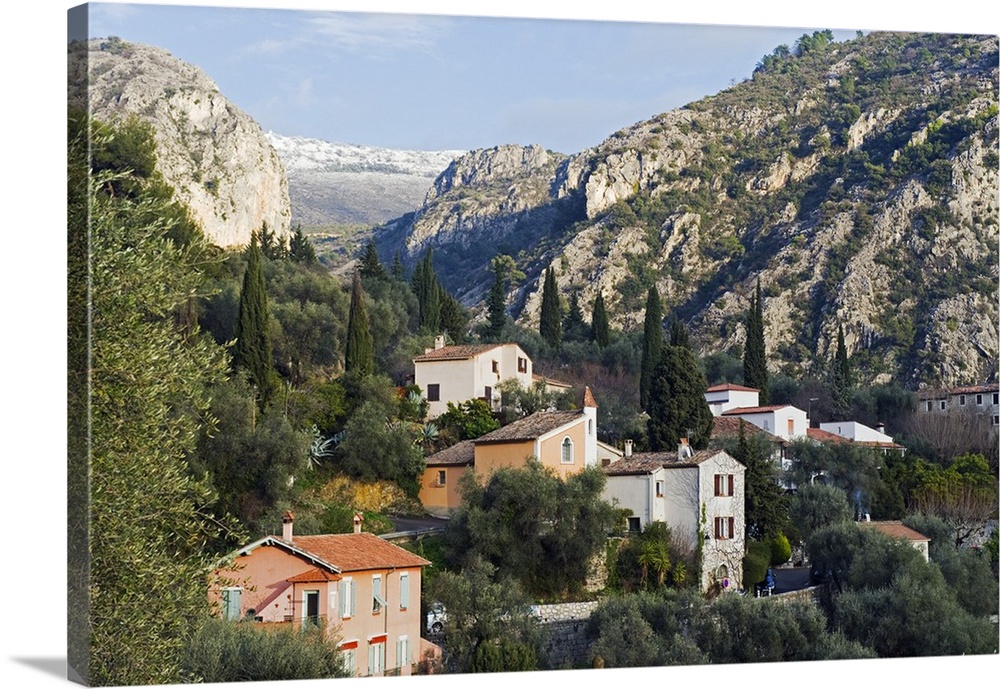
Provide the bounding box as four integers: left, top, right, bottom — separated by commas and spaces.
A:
678, 438, 692, 461
434, 335, 445, 350
624, 439, 633, 457
353, 512, 364, 534
281, 511, 294, 542
876, 422, 886, 435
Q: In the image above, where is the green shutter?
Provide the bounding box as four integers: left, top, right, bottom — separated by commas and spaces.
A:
399, 573, 410, 609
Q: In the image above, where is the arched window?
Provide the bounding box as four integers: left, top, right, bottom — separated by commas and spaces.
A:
561, 437, 574, 464
716, 564, 729, 580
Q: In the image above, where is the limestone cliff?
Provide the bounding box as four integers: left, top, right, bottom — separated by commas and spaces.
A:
68, 37, 291, 248
373, 32, 999, 387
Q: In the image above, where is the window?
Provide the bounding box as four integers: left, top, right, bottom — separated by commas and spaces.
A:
627, 516, 641, 533
655, 480, 664, 497
340, 578, 355, 618
976, 394, 984, 406
436, 470, 446, 486
221, 587, 242, 621
960, 394, 967, 406
396, 636, 411, 670
341, 648, 356, 676
484, 385, 492, 401
787, 418, 794, 436
561, 437, 574, 463
426, 384, 439, 402
368, 640, 386, 676
993, 393, 998, 405
399, 573, 410, 610
304, 590, 320, 628
925, 400, 933, 412
517, 357, 528, 373
763, 419, 770, 431
588, 419, 594, 436
714, 516, 735, 539
716, 564, 728, 579
492, 360, 499, 374
939, 400, 947, 411
993, 415, 999, 426
714, 474, 734, 497
372, 575, 387, 614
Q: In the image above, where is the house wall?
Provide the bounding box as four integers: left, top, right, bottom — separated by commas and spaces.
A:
414, 358, 477, 419
473, 440, 536, 476
705, 389, 760, 416
418, 464, 470, 516
661, 466, 701, 548
733, 407, 808, 441
538, 418, 589, 478
819, 421, 894, 444
212, 544, 423, 677
698, 453, 746, 592
602, 469, 668, 528
498, 343, 533, 389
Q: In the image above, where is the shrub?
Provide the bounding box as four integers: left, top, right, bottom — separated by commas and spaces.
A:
742, 541, 771, 589
770, 532, 792, 565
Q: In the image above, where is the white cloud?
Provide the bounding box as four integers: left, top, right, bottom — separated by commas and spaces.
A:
304, 11, 449, 53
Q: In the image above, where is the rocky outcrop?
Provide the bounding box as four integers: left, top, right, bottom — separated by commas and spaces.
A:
372, 32, 999, 387
69, 38, 291, 248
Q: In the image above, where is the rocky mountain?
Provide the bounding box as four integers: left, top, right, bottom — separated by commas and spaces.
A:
373, 31, 999, 388
68, 37, 291, 248
265, 133, 463, 227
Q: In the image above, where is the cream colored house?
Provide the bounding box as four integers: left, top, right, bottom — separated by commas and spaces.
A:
413, 337, 533, 419
603, 443, 746, 593
859, 520, 931, 561
721, 403, 809, 441
705, 383, 764, 416
419, 388, 600, 516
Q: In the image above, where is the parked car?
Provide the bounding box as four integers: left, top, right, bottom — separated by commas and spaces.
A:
426, 603, 446, 633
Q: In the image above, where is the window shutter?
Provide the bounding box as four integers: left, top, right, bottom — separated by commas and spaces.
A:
714, 518, 721, 539
351, 580, 356, 616
728, 474, 734, 497
339, 581, 347, 618
728, 517, 735, 539
400, 573, 410, 609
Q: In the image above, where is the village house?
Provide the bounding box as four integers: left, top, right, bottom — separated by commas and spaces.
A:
858, 520, 931, 561
808, 420, 905, 454
412, 336, 533, 419
418, 388, 599, 516
705, 383, 810, 441
917, 382, 999, 426
602, 441, 746, 593
211, 513, 433, 678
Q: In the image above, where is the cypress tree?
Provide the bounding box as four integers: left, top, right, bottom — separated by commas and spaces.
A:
233, 234, 276, 409
539, 267, 562, 348
735, 420, 788, 541
345, 271, 375, 376
390, 251, 405, 279
485, 260, 508, 341
743, 278, 769, 404
646, 324, 714, 451
412, 251, 441, 332
640, 286, 663, 411
564, 290, 586, 342
439, 286, 469, 344
591, 292, 610, 349
830, 322, 852, 418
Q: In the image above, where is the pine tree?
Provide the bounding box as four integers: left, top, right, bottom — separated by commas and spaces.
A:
233, 234, 276, 409
591, 292, 610, 349
743, 278, 770, 404
345, 271, 375, 376
288, 225, 317, 264
640, 286, 664, 411
539, 267, 562, 349
359, 239, 386, 280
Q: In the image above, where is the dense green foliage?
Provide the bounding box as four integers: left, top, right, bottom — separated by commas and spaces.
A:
539, 266, 562, 348
742, 279, 769, 403
639, 287, 663, 411
344, 271, 375, 376
646, 324, 714, 450
233, 235, 277, 409
591, 292, 610, 348
183, 618, 349, 682
444, 462, 619, 598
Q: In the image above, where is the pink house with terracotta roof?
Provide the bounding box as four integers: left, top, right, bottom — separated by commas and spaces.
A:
212, 513, 432, 677
413, 336, 533, 418
418, 388, 599, 516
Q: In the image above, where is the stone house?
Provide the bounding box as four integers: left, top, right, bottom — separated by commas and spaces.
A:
211, 513, 433, 677
917, 382, 999, 427
602, 442, 746, 593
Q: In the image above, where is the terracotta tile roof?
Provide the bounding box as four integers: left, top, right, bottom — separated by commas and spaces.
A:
290, 532, 430, 572
412, 343, 503, 362
858, 521, 930, 542
722, 404, 792, 415
532, 373, 573, 389
582, 386, 598, 408
917, 382, 998, 399
425, 439, 475, 466
807, 427, 904, 450
711, 416, 785, 443
286, 567, 342, 583
474, 409, 583, 443
604, 448, 727, 474
706, 383, 760, 393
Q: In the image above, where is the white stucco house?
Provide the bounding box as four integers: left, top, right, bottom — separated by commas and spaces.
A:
721, 403, 809, 441
705, 383, 765, 416
603, 442, 746, 593
814, 421, 905, 453
412, 337, 533, 419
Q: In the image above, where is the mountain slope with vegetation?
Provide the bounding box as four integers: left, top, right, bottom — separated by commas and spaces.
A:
372, 31, 999, 388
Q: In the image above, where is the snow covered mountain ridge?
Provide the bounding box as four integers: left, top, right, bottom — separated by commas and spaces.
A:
265, 132, 464, 177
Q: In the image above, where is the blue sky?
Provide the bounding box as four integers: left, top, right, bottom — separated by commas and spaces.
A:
82, 2, 881, 153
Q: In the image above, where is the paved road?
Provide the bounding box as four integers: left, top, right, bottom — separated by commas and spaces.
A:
388, 515, 448, 535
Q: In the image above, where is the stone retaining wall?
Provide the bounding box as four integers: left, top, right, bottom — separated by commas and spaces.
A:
536, 601, 600, 669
